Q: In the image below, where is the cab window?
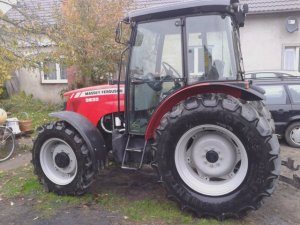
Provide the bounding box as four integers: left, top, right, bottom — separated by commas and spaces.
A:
186, 15, 237, 84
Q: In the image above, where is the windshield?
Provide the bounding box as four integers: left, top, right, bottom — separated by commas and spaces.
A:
186, 15, 238, 84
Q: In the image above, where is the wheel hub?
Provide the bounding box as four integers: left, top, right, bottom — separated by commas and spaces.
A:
191, 133, 236, 177
206, 150, 219, 163
55, 152, 70, 168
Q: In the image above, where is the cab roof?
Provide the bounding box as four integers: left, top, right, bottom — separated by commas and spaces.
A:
128, 0, 232, 22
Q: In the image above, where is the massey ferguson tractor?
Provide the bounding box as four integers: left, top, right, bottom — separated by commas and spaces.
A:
32, 0, 281, 219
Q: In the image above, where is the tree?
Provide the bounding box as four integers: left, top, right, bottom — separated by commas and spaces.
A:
52, 0, 132, 86
0, 0, 54, 94
0, 0, 133, 94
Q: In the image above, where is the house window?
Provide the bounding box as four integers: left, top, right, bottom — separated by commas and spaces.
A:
41, 60, 67, 84
283, 47, 300, 71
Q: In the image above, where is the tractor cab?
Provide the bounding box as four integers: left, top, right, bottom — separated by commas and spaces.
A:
116, 0, 249, 135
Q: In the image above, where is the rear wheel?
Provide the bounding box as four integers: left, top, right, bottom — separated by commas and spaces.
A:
285, 122, 300, 148
32, 122, 95, 195
153, 94, 280, 219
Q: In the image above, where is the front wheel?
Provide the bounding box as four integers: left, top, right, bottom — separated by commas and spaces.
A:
153, 94, 280, 219
32, 122, 95, 195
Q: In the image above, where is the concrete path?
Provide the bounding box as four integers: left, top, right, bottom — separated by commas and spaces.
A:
0, 137, 32, 172
0, 152, 31, 171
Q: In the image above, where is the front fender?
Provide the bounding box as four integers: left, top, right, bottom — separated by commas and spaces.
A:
50, 111, 107, 171
145, 83, 264, 140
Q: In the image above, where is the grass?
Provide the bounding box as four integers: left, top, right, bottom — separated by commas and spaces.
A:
0, 92, 62, 131
97, 193, 240, 225
0, 166, 92, 217
0, 166, 245, 225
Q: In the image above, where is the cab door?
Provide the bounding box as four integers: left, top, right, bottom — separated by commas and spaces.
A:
127, 19, 183, 134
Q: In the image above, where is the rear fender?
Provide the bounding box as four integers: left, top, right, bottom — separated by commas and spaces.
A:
50, 111, 107, 171
145, 83, 264, 140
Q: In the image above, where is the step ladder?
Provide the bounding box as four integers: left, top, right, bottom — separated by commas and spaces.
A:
121, 135, 147, 170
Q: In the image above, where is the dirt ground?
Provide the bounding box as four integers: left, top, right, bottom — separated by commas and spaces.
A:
0, 138, 299, 225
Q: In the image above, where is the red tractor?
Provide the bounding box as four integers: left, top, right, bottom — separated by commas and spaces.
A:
32, 0, 280, 219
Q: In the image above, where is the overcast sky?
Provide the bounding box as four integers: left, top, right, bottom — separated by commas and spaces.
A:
0, 0, 16, 13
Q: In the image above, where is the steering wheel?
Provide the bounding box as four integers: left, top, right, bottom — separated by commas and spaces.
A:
162, 62, 181, 78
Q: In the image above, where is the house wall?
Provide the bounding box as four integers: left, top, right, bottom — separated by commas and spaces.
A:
16, 68, 67, 103
240, 12, 300, 71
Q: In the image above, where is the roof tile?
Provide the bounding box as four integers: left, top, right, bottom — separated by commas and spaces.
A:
6, 0, 61, 24
6, 0, 300, 24
240, 0, 300, 13
136, 0, 300, 13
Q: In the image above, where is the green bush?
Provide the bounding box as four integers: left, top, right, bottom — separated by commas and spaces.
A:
0, 92, 62, 130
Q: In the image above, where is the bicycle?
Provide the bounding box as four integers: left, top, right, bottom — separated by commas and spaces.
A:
0, 125, 15, 162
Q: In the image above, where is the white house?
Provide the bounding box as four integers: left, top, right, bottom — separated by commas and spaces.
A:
240, 0, 300, 72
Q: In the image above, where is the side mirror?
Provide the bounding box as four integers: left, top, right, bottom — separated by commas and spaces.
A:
115, 20, 130, 45
115, 22, 122, 44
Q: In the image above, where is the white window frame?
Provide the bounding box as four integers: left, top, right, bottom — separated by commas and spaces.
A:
40, 62, 68, 84
282, 45, 300, 72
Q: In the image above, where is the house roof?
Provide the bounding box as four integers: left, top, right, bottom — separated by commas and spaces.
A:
136, 0, 300, 14
240, 0, 300, 14
5, 0, 300, 24
5, 0, 61, 25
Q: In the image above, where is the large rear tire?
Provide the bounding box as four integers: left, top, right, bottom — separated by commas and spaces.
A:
250, 100, 275, 132
153, 94, 280, 219
32, 121, 95, 195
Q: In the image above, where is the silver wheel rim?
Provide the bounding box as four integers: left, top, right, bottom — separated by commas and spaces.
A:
290, 127, 300, 146
40, 138, 77, 185
175, 124, 248, 196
